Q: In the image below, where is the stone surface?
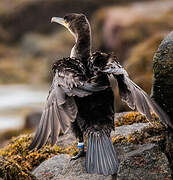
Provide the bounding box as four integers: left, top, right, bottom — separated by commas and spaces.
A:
32, 111, 171, 179
32, 143, 171, 180
112, 123, 150, 137
151, 31, 173, 122
116, 144, 172, 180
151, 31, 173, 178
32, 154, 112, 180
24, 111, 41, 129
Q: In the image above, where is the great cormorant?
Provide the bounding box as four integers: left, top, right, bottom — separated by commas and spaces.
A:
28, 13, 173, 176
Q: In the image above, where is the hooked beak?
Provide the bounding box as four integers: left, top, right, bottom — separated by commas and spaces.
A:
51, 17, 68, 28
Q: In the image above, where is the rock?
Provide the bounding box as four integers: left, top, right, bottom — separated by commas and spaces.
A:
0, 112, 171, 179
151, 31, 173, 121
24, 111, 42, 129
116, 144, 172, 180
32, 154, 112, 180
112, 123, 150, 137
151, 31, 173, 178
31, 111, 171, 180
32, 143, 172, 180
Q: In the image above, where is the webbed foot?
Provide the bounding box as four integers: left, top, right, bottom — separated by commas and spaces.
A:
71, 149, 86, 161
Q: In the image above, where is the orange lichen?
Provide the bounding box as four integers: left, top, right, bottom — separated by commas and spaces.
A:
115, 112, 159, 127
0, 134, 79, 174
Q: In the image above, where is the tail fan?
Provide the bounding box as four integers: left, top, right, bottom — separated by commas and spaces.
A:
86, 132, 119, 176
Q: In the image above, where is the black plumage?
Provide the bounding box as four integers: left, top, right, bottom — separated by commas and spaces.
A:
28, 13, 173, 176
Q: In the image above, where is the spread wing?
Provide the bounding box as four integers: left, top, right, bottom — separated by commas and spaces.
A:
28, 58, 108, 150
102, 55, 173, 129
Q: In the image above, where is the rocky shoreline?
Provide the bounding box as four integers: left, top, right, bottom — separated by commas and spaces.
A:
0, 1, 173, 179
0, 111, 172, 180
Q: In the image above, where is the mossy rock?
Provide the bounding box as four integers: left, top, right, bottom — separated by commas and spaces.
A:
113, 111, 166, 145
113, 121, 166, 145
0, 134, 79, 174
115, 111, 158, 127
0, 111, 167, 179
152, 31, 173, 120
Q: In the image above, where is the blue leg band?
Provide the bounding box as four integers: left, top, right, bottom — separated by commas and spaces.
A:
78, 142, 84, 149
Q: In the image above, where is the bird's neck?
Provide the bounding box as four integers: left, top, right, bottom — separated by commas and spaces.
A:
70, 30, 91, 61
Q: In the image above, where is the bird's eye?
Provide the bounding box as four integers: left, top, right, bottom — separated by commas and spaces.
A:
63, 16, 69, 23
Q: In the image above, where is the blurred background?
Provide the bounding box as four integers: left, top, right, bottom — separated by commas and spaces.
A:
0, 0, 173, 147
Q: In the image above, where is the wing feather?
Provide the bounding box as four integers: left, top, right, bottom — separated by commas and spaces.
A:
51, 103, 60, 146
100, 54, 173, 128
29, 57, 108, 150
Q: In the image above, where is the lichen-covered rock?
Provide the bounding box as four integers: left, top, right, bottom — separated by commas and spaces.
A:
151, 31, 173, 178
0, 111, 171, 179
114, 111, 156, 126
112, 123, 150, 138
0, 156, 37, 180
32, 144, 172, 180
32, 154, 112, 180
0, 134, 78, 173
151, 31, 173, 121
117, 144, 172, 180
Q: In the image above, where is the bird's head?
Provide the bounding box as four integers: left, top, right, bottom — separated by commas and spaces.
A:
51, 13, 90, 41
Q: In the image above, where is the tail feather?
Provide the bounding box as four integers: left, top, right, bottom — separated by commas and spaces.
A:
99, 136, 108, 175
103, 135, 117, 174
86, 132, 119, 176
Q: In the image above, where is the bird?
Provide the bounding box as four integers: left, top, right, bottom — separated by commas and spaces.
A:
28, 13, 173, 176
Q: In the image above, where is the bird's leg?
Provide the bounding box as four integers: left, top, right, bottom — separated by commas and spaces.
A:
71, 135, 85, 160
